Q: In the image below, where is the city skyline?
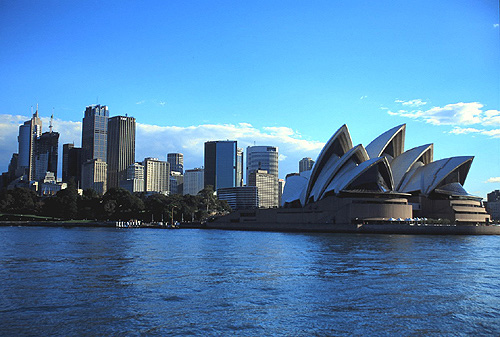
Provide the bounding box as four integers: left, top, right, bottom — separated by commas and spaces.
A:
0, 1, 499, 198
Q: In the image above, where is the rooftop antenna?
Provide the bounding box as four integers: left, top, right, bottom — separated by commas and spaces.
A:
49, 108, 54, 133
35, 103, 39, 117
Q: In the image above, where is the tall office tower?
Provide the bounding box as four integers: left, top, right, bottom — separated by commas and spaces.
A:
167, 153, 184, 174
204, 141, 238, 191
81, 158, 107, 194
488, 190, 500, 202
246, 146, 279, 181
62, 143, 74, 182
67, 147, 82, 186
169, 171, 184, 195
278, 178, 285, 207
107, 116, 136, 190
183, 168, 204, 195
248, 169, 279, 208
120, 162, 144, 193
82, 104, 109, 164
17, 108, 42, 179
34, 130, 59, 181
236, 148, 244, 187
144, 157, 170, 194
299, 157, 315, 173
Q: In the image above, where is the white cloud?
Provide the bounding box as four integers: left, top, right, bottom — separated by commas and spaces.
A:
448, 127, 500, 138
360, 95, 367, 100
158, 101, 166, 106
394, 99, 427, 107
494, 24, 499, 28
389, 101, 500, 127
135, 100, 145, 105
486, 177, 500, 183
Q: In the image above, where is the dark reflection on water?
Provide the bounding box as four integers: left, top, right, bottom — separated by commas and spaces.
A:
1, 227, 500, 336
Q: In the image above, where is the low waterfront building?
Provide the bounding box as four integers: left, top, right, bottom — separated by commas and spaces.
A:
217, 186, 258, 210
39, 172, 67, 196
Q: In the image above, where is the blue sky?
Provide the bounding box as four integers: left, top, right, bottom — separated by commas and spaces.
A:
0, 0, 499, 198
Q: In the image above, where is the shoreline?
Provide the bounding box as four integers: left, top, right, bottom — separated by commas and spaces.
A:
2, 220, 500, 235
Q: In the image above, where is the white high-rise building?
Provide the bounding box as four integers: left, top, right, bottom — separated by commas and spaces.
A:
120, 162, 144, 193
278, 178, 285, 207
299, 157, 315, 173
183, 168, 204, 195
169, 171, 184, 195
246, 146, 279, 182
17, 108, 42, 179
81, 158, 107, 194
248, 169, 279, 208
167, 153, 184, 174
144, 157, 170, 194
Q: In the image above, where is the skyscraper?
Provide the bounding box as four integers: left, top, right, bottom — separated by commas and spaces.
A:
167, 153, 184, 174
246, 146, 279, 181
183, 168, 204, 195
63, 146, 82, 186
237, 148, 244, 187
34, 130, 59, 181
120, 162, 144, 193
204, 141, 238, 190
17, 108, 42, 180
62, 143, 74, 182
144, 157, 170, 194
169, 171, 183, 195
248, 169, 279, 208
299, 157, 315, 173
107, 116, 136, 189
82, 104, 109, 164
81, 158, 107, 194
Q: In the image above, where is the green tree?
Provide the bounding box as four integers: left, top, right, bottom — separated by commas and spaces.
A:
2, 188, 38, 215
78, 188, 101, 220
102, 188, 144, 220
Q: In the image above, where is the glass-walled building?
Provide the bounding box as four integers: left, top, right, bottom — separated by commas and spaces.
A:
204, 141, 239, 191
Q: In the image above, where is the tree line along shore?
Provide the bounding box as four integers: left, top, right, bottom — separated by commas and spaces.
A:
0, 182, 230, 224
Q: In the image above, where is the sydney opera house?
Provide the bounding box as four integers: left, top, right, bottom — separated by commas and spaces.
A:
211, 124, 494, 233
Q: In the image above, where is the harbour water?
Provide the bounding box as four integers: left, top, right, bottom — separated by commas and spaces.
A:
1, 226, 500, 335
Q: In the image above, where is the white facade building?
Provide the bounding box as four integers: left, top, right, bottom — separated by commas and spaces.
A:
246, 146, 279, 181
120, 162, 144, 193
81, 158, 107, 194
248, 169, 279, 208
184, 168, 204, 195
144, 157, 170, 194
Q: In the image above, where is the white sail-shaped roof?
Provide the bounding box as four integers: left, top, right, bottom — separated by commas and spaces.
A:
316, 144, 369, 201
365, 124, 406, 160
399, 156, 473, 196
324, 157, 394, 194
304, 125, 353, 203
390, 144, 433, 190
281, 174, 309, 206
